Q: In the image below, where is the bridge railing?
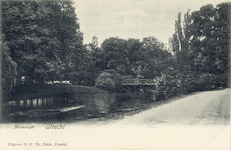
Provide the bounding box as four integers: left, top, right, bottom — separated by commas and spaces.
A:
122, 79, 155, 85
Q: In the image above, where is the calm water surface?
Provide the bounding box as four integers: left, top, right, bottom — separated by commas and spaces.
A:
2, 93, 153, 122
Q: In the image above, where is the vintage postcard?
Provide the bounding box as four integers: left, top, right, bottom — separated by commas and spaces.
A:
1, 0, 230, 149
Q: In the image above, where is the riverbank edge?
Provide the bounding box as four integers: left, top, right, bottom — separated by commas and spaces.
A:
9, 83, 108, 101
69, 91, 205, 125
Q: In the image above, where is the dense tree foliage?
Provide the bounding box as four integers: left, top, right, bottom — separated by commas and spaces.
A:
190, 3, 230, 74
101, 37, 130, 75
2, 1, 229, 99
2, 0, 83, 85
69, 44, 100, 86
1, 36, 17, 101
100, 37, 171, 79
172, 2, 230, 74
92, 36, 172, 92
140, 37, 171, 78
156, 2, 230, 100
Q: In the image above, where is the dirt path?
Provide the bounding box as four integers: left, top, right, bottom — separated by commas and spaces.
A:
114, 89, 230, 125
72, 89, 230, 149
1, 89, 230, 150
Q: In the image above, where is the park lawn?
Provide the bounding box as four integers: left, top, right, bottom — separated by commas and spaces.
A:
12, 83, 108, 100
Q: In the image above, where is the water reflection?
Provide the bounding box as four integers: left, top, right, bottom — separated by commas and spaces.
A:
27, 100, 31, 107
3, 93, 152, 122
86, 94, 116, 114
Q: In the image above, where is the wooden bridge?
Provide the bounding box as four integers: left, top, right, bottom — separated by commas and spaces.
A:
122, 79, 155, 85
121, 79, 156, 92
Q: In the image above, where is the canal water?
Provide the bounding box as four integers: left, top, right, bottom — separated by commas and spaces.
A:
2, 93, 154, 122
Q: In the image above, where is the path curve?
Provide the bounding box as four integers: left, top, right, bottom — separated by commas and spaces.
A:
115, 89, 230, 125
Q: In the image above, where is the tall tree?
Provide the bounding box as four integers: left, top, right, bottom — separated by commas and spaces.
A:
172, 2, 230, 75
140, 37, 170, 78
173, 10, 192, 71
190, 2, 230, 74
1, 35, 17, 101
101, 37, 130, 75
2, 0, 83, 84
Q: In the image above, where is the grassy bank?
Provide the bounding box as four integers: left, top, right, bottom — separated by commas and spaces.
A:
11, 83, 108, 100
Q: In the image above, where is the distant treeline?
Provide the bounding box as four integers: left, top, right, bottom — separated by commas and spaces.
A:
2, 1, 230, 100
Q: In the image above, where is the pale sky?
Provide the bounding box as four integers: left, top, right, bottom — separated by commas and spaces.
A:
73, 0, 230, 47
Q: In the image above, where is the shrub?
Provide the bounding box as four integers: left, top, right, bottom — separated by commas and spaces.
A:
153, 70, 228, 101
94, 69, 122, 92
95, 77, 115, 92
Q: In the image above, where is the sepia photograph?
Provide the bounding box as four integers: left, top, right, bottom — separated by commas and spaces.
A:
0, 0, 230, 149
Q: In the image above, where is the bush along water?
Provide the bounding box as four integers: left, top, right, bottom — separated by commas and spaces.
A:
152, 68, 228, 101
94, 69, 123, 93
